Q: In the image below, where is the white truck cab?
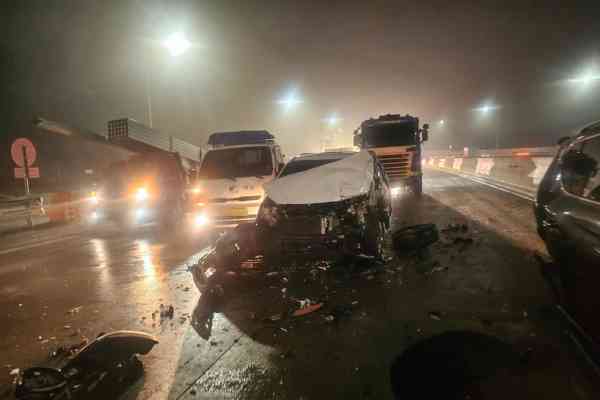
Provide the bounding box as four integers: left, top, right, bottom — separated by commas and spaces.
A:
192, 131, 284, 228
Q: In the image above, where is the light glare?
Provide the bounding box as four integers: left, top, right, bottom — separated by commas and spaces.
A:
135, 187, 149, 201
277, 88, 303, 112
162, 32, 191, 57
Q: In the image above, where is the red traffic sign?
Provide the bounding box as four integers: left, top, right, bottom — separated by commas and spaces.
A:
11, 138, 37, 167
15, 167, 40, 179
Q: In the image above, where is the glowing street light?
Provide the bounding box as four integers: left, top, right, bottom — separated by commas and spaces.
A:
277, 88, 303, 112
323, 113, 341, 127
162, 32, 192, 57
474, 102, 499, 114
567, 73, 600, 86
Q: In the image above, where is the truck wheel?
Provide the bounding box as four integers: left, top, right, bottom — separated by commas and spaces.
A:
364, 212, 385, 260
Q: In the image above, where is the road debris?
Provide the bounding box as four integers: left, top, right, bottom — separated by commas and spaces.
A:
392, 224, 439, 254
159, 304, 175, 320
15, 331, 158, 400
293, 303, 323, 317
67, 306, 82, 314
428, 311, 442, 320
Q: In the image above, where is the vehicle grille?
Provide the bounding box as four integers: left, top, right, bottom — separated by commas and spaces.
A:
209, 195, 262, 203
377, 153, 412, 179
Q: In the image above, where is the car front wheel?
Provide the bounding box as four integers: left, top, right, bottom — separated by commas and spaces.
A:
364, 212, 385, 259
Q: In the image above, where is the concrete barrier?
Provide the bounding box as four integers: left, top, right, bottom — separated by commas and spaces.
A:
424, 147, 557, 200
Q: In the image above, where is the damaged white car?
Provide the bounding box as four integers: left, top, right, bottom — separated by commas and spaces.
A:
256, 150, 392, 263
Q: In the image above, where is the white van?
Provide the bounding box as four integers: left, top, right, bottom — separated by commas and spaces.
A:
191, 131, 284, 228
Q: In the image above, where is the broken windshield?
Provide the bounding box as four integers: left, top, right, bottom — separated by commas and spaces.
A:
199, 147, 273, 179
279, 158, 347, 177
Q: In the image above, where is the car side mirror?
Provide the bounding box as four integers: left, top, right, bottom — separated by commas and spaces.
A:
278, 162, 285, 173
421, 126, 429, 142
353, 135, 361, 147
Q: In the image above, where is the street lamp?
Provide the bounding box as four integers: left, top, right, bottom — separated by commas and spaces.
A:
145, 32, 192, 128
162, 32, 192, 57
474, 101, 501, 149
277, 88, 303, 112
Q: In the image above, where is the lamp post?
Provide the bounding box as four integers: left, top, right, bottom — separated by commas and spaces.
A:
474, 102, 500, 149
144, 32, 192, 128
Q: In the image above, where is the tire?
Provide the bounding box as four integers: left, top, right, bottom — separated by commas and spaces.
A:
364, 212, 385, 259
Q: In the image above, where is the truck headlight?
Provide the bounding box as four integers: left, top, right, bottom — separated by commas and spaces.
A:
135, 187, 149, 201
257, 197, 279, 227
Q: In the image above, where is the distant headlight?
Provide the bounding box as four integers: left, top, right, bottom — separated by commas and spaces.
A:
135, 187, 149, 201
391, 187, 401, 197
194, 213, 209, 227
191, 187, 201, 194
89, 191, 100, 204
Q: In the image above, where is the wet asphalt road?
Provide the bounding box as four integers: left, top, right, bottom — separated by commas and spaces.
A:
2, 169, 600, 399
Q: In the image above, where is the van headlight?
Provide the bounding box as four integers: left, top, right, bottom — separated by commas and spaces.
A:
257, 197, 279, 227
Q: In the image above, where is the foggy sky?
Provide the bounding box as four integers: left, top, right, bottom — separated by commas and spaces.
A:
2, 0, 600, 155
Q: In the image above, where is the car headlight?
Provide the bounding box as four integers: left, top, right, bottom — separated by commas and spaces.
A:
391, 187, 401, 197
135, 187, 149, 201
258, 197, 279, 227
89, 191, 101, 204
194, 213, 209, 227
191, 186, 202, 194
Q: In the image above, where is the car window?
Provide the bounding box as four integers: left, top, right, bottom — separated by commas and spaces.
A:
561, 137, 600, 202
581, 136, 600, 201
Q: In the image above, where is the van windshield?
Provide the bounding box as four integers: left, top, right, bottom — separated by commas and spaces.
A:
199, 147, 273, 179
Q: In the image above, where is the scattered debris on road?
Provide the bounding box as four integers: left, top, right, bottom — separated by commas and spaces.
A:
293, 303, 323, 317
392, 224, 439, 254
428, 311, 442, 320
15, 331, 158, 400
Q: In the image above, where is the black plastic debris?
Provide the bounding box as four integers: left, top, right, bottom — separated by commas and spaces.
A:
15, 331, 158, 400
392, 224, 439, 253
190, 223, 260, 291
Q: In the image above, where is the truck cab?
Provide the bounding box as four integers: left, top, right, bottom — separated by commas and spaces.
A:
354, 114, 429, 195
192, 131, 284, 228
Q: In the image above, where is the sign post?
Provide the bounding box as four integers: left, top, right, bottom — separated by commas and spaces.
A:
11, 138, 39, 227
21, 146, 31, 196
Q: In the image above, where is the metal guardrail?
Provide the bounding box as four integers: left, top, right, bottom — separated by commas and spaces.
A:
0, 195, 45, 228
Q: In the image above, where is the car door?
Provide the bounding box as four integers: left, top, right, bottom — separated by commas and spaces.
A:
557, 132, 600, 340
560, 134, 600, 263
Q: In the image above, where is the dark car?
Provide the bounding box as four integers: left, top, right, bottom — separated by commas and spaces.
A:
257, 151, 392, 264
535, 120, 600, 341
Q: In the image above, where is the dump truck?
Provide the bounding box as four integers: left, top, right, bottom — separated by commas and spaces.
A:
353, 114, 429, 195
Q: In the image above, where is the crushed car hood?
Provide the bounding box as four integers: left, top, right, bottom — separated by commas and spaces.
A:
265, 151, 374, 205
